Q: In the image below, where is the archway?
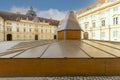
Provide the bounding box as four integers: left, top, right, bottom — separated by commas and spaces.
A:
7, 34, 12, 41
54, 35, 57, 39
84, 32, 89, 40
35, 35, 38, 40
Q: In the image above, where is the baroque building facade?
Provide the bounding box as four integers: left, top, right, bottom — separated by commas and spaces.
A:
77, 0, 120, 41
0, 7, 59, 41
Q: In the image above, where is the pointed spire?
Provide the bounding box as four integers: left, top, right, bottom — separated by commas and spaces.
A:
58, 11, 82, 31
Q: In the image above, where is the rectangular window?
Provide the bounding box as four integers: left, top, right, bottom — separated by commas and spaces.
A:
116, 17, 118, 24
7, 22, 12, 25
24, 28, 26, 32
113, 6, 118, 11
17, 28, 19, 32
102, 32, 105, 38
41, 29, 43, 33
7, 28, 12, 32
113, 17, 118, 25
29, 29, 31, 32
101, 11, 105, 16
85, 24, 88, 30
7, 28, 9, 31
92, 22, 96, 28
93, 32, 95, 38
101, 20, 105, 26
110, 0, 117, 2
113, 31, 118, 37
10, 28, 12, 31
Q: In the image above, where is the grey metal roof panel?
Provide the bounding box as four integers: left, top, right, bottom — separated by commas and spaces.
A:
58, 11, 82, 31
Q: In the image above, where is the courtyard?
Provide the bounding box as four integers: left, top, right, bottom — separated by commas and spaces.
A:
0, 40, 120, 58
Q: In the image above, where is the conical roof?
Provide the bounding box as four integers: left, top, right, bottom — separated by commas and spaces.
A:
58, 11, 82, 31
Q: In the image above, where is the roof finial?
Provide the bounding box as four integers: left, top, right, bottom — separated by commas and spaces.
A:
30, 6, 33, 10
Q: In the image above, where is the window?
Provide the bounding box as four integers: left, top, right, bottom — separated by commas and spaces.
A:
41, 29, 43, 33
17, 23, 19, 26
24, 28, 26, 32
93, 32, 95, 38
92, 22, 96, 28
110, 0, 117, 2
85, 24, 88, 30
102, 32, 105, 38
92, 15, 95, 19
113, 31, 118, 37
7, 28, 12, 32
10, 28, 12, 31
17, 28, 19, 32
113, 6, 118, 11
29, 29, 31, 32
7, 28, 9, 31
29, 24, 31, 27
101, 20, 105, 26
85, 17, 88, 20
113, 17, 118, 25
101, 11, 105, 16
7, 22, 12, 25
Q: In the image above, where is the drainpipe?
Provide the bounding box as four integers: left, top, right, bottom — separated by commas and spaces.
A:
3, 19, 5, 41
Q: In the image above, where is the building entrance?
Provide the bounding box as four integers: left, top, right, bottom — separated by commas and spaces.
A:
7, 34, 12, 41
84, 32, 89, 40
54, 35, 57, 39
35, 35, 38, 40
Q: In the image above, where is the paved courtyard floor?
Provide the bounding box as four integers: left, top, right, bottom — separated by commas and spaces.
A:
0, 76, 120, 80
0, 40, 120, 58
0, 41, 31, 53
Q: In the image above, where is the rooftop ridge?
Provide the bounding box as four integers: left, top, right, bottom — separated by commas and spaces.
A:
0, 11, 59, 26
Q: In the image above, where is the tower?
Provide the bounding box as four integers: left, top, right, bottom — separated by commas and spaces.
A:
26, 7, 37, 16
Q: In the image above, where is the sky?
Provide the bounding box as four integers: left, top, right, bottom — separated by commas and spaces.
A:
0, 0, 97, 20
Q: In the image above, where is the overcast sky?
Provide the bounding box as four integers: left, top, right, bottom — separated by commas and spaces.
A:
0, 0, 97, 20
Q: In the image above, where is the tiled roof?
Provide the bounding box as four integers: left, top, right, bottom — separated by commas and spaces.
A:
76, 0, 106, 15
0, 11, 59, 26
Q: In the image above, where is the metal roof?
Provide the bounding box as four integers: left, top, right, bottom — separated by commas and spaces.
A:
0, 11, 59, 26
0, 40, 119, 58
58, 11, 82, 31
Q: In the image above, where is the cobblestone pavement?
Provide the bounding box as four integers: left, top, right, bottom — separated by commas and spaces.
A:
0, 76, 120, 80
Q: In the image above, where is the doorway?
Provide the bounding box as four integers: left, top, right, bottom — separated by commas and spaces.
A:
54, 35, 57, 39
7, 34, 12, 41
35, 35, 38, 40
84, 32, 89, 40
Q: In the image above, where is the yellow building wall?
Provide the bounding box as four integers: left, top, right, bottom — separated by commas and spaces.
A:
1, 20, 58, 41
77, 0, 120, 41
